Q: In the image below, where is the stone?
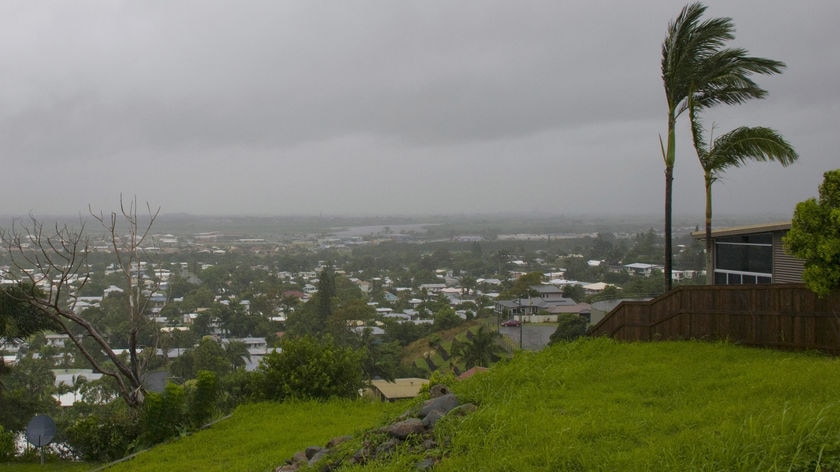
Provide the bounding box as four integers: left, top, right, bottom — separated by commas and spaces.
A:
429, 384, 451, 398
291, 450, 308, 465
419, 393, 460, 418
386, 418, 426, 439
448, 402, 478, 417
326, 435, 353, 448
422, 409, 445, 428
305, 446, 323, 459
415, 457, 437, 470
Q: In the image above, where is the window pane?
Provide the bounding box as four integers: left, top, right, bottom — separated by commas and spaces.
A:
716, 244, 772, 273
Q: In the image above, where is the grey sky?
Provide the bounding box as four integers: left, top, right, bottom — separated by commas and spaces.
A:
1, 1, 837, 220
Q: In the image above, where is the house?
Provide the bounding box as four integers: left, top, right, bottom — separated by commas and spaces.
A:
691, 222, 803, 285
624, 263, 663, 277
418, 283, 447, 294
494, 293, 591, 323
367, 378, 428, 402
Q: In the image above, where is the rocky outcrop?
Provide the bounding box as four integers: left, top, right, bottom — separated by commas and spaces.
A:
275, 385, 474, 472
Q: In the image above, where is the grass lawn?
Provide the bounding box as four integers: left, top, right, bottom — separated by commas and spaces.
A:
351, 338, 840, 471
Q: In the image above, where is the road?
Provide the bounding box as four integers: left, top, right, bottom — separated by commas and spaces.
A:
499, 324, 555, 351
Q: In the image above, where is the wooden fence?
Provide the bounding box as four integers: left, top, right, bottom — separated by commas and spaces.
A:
588, 284, 840, 354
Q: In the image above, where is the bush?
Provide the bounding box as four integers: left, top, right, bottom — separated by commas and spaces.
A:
188, 370, 218, 428
140, 383, 187, 446
258, 335, 364, 401
550, 314, 589, 343
64, 413, 140, 462
0, 424, 15, 461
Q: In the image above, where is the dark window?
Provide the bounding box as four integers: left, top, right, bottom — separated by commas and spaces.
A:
715, 233, 773, 274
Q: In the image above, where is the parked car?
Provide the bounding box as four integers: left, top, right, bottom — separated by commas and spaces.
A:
501, 319, 521, 327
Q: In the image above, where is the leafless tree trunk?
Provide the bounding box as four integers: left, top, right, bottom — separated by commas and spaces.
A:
2, 197, 160, 410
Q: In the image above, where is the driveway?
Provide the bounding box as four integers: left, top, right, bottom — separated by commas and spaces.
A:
499, 323, 555, 351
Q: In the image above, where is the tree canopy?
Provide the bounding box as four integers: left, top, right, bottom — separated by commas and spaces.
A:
784, 169, 840, 296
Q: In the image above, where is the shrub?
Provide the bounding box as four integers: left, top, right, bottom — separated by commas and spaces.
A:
188, 370, 218, 428
140, 382, 187, 446
0, 424, 15, 461
64, 413, 140, 462
550, 314, 588, 343
258, 335, 364, 401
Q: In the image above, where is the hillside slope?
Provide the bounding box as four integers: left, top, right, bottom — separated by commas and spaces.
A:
109, 338, 840, 471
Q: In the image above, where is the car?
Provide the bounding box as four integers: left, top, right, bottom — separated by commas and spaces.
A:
501, 319, 521, 327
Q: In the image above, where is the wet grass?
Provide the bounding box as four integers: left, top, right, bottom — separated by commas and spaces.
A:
10, 338, 840, 471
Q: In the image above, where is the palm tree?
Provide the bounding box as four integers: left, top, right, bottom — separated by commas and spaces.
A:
223, 340, 251, 371
660, 2, 785, 290
688, 116, 798, 282
456, 326, 505, 370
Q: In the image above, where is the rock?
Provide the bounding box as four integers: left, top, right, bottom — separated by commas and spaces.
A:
376, 438, 399, 456
415, 457, 437, 471
448, 402, 478, 417
326, 435, 353, 448
305, 446, 323, 459
420, 393, 460, 418
291, 450, 308, 465
386, 418, 426, 439
421, 409, 445, 428
308, 448, 330, 466
429, 384, 451, 398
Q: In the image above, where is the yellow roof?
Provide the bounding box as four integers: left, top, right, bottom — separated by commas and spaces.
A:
370, 378, 428, 400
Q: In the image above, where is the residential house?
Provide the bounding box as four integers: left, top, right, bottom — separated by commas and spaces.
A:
624, 263, 662, 277
691, 222, 804, 285
367, 378, 428, 402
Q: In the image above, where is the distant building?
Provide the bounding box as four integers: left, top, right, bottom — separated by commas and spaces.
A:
367, 378, 428, 402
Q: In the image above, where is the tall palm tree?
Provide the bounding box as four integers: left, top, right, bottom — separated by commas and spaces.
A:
660, 2, 785, 290
689, 115, 798, 282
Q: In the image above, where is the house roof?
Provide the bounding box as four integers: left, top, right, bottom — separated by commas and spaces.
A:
690, 221, 791, 239
458, 366, 489, 380
370, 378, 428, 400
544, 303, 591, 314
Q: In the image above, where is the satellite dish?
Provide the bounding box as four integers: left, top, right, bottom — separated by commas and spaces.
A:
25, 415, 56, 447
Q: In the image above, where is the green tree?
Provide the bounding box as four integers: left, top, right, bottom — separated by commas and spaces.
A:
498, 272, 543, 300
433, 307, 463, 331
192, 338, 232, 378
140, 382, 187, 445
455, 326, 504, 370
660, 2, 784, 290
0, 284, 58, 340
257, 335, 364, 401
0, 356, 58, 431
187, 370, 219, 428
784, 169, 840, 296
223, 340, 251, 371
550, 314, 589, 344
562, 284, 586, 303
690, 124, 798, 282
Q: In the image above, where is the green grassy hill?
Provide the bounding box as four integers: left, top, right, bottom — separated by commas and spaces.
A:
401, 319, 515, 375
11, 338, 840, 471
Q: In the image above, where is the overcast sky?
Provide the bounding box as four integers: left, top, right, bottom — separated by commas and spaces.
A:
0, 1, 836, 221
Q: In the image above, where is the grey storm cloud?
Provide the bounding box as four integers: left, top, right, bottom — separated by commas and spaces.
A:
0, 0, 837, 217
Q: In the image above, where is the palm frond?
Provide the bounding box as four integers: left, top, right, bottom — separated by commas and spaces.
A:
704, 126, 799, 178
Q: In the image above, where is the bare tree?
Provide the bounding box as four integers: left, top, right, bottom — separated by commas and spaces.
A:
2, 197, 160, 409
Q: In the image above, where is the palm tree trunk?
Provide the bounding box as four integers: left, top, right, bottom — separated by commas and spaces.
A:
663, 113, 676, 291
704, 174, 714, 284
